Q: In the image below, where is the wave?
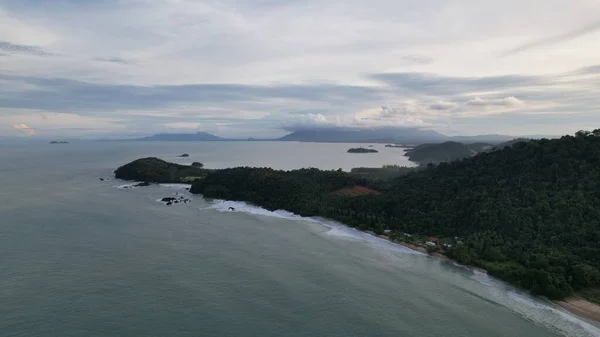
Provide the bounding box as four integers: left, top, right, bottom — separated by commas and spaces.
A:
159, 183, 192, 189
114, 182, 144, 189
207, 199, 598, 336
208, 199, 423, 255
114, 182, 192, 189
505, 291, 600, 337
467, 272, 600, 337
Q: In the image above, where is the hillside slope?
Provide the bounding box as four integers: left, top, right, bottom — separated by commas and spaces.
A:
191, 130, 600, 300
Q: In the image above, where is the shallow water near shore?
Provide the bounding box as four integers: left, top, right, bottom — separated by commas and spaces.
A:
1, 140, 599, 336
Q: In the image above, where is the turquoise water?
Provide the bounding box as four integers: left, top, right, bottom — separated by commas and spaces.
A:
1, 141, 598, 336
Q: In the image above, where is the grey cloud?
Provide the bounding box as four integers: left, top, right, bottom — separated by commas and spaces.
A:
465, 96, 524, 107
429, 101, 456, 110
0, 74, 383, 113
502, 21, 600, 56
370, 72, 540, 96
1, 63, 598, 137
579, 65, 600, 75
400, 55, 433, 65
0, 41, 51, 56
96, 57, 135, 64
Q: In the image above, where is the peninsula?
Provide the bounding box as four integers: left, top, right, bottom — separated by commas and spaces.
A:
114, 157, 209, 183
115, 130, 600, 319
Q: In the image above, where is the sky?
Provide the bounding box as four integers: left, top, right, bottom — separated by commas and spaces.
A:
1, 0, 599, 139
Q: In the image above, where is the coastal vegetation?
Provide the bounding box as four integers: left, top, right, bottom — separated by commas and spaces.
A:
347, 147, 379, 153
115, 130, 600, 302
350, 165, 422, 181
404, 141, 494, 164
114, 157, 209, 183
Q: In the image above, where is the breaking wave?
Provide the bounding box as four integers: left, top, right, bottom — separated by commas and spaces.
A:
208, 198, 600, 337
208, 199, 423, 255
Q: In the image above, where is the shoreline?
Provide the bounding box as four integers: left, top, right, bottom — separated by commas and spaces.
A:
121, 181, 600, 329
554, 297, 600, 328
373, 233, 487, 273
368, 232, 600, 327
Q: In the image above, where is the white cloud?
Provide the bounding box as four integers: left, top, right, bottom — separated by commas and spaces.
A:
0, 0, 599, 137
12, 123, 35, 136
465, 96, 525, 108
163, 122, 202, 130
429, 101, 457, 110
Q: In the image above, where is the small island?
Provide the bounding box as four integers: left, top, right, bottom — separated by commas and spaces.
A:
347, 147, 378, 153
49, 141, 69, 144
191, 162, 204, 168
385, 144, 404, 148
178, 153, 190, 157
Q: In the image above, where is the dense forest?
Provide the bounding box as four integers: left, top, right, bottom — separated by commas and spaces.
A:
348, 147, 379, 153
114, 157, 209, 183
186, 130, 600, 301
404, 141, 493, 164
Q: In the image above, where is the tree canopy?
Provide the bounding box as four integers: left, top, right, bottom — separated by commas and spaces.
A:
189, 131, 600, 300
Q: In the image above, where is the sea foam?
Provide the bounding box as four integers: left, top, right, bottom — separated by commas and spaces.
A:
208, 199, 423, 255
208, 198, 598, 336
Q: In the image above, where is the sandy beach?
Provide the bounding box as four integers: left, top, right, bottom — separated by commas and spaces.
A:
371, 232, 600, 326
555, 297, 600, 327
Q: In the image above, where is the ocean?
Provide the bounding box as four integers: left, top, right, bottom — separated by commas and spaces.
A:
1, 141, 598, 337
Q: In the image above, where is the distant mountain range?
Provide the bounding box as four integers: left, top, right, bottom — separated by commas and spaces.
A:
277, 127, 448, 143
139, 132, 223, 141
404, 138, 536, 164
136, 128, 550, 144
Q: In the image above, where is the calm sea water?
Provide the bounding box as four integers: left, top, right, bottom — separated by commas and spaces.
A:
1, 141, 599, 337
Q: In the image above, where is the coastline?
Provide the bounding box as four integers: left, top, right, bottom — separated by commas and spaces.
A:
118, 177, 600, 329
372, 233, 487, 274
554, 297, 600, 328
369, 232, 600, 327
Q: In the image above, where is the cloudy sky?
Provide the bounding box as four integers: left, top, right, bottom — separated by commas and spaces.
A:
1, 0, 599, 138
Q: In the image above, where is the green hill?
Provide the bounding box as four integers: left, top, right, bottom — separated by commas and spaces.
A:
404, 141, 497, 164
114, 157, 209, 183
189, 130, 600, 300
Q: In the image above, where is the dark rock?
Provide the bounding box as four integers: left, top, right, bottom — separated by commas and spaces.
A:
228, 207, 235, 211
134, 182, 151, 187
99, 178, 104, 181
161, 197, 176, 202
179, 153, 190, 157
166, 202, 172, 206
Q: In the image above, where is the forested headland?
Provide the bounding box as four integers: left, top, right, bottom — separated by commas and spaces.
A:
116, 130, 600, 302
